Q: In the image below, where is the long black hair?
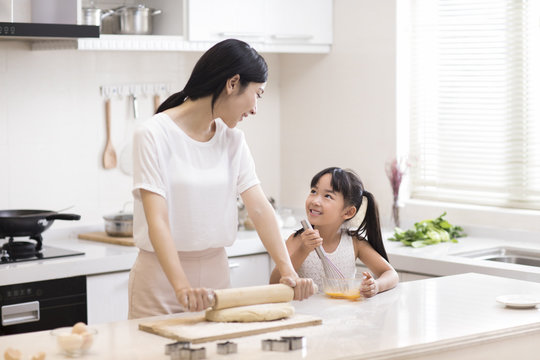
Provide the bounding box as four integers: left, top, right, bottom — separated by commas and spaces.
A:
156, 39, 268, 114
298, 167, 389, 262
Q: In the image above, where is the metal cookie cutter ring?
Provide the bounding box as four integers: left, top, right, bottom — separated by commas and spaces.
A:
216, 341, 238, 354
170, 347, 206, 360
165, 341, 191, 355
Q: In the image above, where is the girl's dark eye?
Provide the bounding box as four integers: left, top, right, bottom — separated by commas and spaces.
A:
325, 194, 333, 199
310, 189, 316, 194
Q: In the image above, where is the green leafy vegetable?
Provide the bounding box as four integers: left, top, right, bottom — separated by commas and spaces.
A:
388, 212, 466, 248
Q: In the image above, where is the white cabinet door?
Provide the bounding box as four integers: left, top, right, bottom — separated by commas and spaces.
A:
264, 0, 333, 45
229, 253, 271, 288
187, 0, 265, 42
87, 271, 130, 325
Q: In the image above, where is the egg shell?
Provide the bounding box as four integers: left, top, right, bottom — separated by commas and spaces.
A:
30, 351, 46, 360
57, 332, 84, 352
4, 348, 22, 360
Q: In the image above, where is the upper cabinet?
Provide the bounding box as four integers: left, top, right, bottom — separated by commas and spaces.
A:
31, 0, 333, 53
187, 0, 332, 51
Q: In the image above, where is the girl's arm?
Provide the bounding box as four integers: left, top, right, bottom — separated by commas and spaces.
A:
140, 189, 213, 311
241, 185, 314, 300
355, 240, 399, 297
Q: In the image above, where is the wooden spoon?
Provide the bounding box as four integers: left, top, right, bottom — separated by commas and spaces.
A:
102, 98, 117, 169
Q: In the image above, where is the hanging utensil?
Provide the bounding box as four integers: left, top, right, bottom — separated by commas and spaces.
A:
102, 97, 117, 169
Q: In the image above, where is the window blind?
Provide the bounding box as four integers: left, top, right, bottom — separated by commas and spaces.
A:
409, 0, 540, 210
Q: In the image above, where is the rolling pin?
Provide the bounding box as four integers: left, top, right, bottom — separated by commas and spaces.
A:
210, 284, 294, 310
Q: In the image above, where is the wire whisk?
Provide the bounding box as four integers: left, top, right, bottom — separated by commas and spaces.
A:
301, 220, 345, 284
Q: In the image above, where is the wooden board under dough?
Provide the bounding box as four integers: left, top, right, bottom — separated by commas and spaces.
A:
139, 313, 322, 344
78, 231, 135, 246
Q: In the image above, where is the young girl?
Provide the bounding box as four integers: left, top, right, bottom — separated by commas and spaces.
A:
270, 167, 398, 298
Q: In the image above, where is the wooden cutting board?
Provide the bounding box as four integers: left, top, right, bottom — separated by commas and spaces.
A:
78, 231, 135, 246
139, 313, 322, 344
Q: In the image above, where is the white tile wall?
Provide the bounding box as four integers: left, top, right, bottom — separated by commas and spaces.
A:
0, 42, 282, 229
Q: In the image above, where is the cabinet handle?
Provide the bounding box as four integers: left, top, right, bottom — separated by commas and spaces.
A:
1, 301, 40, 326
218, 32, 265, 38
271, 34, 314, 40
228, 262, 240, 269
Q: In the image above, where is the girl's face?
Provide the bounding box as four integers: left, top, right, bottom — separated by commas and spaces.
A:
218, 76, 266, 128
305, 173, 355, 228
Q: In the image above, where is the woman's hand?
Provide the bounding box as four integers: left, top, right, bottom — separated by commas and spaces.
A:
175, 287, 214, 312
300, 229, 323, 252
280, 276, 316, 301
360, 271, 379, 298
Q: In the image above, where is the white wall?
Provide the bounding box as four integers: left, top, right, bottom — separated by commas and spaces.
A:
0, 41, 281, 227
278, 0, 397, 227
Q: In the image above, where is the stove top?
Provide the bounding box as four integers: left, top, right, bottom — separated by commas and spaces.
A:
0, 238, 84, 264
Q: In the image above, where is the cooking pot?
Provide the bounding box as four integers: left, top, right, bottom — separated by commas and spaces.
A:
0, 209, 81, 238
103, 5, 162, 35
81, 6, 114, 28
103, 212, 133, 237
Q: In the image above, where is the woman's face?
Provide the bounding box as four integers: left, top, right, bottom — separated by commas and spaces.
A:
218, 78, 266, 128
306, 173, 350, 228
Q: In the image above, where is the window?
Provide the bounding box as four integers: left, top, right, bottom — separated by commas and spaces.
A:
408, 0, 540, 210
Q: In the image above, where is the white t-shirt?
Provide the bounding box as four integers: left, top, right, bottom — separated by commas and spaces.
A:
132, 113, 260, 252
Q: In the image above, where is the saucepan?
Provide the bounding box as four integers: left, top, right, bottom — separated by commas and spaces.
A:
0, 209, 81, 238
103, 203, 133, 237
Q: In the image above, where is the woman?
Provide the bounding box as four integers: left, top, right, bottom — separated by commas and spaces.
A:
129, 39, 314, 319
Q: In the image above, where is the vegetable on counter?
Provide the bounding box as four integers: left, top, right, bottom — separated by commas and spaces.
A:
388, 212, 466, 248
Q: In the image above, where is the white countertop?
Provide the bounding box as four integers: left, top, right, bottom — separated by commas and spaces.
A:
384, 230, 540, 283
2, 273, 540, 359
0, 226, 288, 286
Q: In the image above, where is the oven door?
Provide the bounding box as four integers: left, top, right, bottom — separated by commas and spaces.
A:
0, 276, 87, 335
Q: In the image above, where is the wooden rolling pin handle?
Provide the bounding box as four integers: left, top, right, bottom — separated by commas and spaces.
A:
212, 284, 294, 310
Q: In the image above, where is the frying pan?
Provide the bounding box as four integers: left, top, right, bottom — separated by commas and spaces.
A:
0, 210, 81, 238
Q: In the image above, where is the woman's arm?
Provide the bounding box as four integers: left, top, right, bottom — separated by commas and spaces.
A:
241, 185, 314, 300
140, 189, 213, 311
355, 240, 399, 298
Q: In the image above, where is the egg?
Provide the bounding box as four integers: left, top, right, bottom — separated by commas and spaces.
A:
71, 322, 88, 334
57, 332, 84, 352
4, 348, 22, 360
30, 351, 46, 360
80, 331, 94, 351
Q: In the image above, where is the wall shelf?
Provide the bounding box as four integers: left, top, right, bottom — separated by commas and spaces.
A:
29, 34, 331, 53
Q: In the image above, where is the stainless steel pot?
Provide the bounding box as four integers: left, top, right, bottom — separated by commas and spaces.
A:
103, 212, 133, 237
109, 5, 161, 35
82, 7, 114, 28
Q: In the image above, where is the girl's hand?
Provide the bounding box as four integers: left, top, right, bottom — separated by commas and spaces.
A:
280, 276, 316, 300
300, 229, 323, 252
360, 271, 379, 298
175, 287, 214, 312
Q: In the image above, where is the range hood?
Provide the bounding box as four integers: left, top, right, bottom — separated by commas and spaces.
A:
0, 22, 99, 40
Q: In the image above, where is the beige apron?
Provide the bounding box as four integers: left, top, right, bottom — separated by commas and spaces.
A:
128, 247, 230, 319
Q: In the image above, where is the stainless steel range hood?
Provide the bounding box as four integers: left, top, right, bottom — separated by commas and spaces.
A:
0, 22, 99, 39
0, 0, 99, 40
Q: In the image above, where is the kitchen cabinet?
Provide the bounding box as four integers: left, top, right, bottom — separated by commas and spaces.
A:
86, 271, 130, 325
229, 253, 271, 287
85, 253, 270, 324
30, 0, 332, 53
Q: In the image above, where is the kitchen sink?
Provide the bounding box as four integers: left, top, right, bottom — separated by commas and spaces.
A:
454, 247, 540, 268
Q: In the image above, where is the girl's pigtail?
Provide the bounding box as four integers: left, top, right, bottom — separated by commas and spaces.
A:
350, 191, 389, 262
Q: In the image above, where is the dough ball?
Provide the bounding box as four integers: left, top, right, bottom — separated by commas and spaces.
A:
57, 333, 83, 352
71, 322, 88, 334
30, 352, 46, 360
4, 348, 21, 360
205, 302, 294, 322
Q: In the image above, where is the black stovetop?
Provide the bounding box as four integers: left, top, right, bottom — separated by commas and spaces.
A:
0, 238, 84, 264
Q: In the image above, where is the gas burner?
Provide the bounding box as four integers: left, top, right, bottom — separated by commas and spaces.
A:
2, 239, 43, 260
0, 237, 84, 264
